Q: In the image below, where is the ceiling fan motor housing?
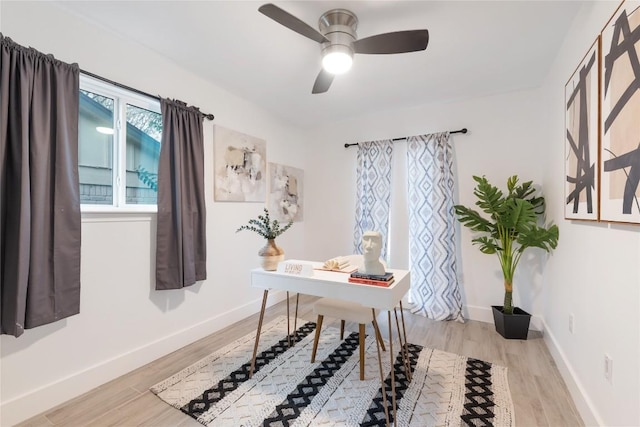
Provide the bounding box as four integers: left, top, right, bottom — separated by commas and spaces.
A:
318, 9, 358, 59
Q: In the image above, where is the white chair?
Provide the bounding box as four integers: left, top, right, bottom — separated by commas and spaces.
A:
310, 255, 388, 380
310, 298, 386, 380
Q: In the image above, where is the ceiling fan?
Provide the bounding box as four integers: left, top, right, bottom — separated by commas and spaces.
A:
258, 3, 429, 94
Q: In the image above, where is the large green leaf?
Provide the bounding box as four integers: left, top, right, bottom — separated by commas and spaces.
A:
453, 205, 493, 233
472, 236, 501, 254
511, 180, 535, 200
472, 176, 505, 217
507, 175, 519, 193
508, 177, 544, 212
503, 198, 537, 232
517, 224, 559, 251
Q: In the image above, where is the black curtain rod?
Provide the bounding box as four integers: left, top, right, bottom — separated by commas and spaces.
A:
344, 128, 468, 148
81, 69, 215, 121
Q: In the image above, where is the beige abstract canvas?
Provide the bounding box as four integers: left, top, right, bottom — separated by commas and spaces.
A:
600, 0, 640, 223
213, 126, 266, 202
268, 163, 303, 222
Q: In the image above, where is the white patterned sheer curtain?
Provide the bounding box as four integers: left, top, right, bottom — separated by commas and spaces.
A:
407, 133, 463, 321
353, 140, 394, 258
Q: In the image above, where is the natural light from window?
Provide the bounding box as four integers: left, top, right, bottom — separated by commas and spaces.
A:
79, 75, 162, 212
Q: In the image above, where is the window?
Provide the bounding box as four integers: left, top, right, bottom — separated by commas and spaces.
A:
79, 75, 162, 212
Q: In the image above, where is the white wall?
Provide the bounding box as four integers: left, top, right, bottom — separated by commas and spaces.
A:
540, 2, 640, 426
0, 2, 308, 425
304, 88, 549, 326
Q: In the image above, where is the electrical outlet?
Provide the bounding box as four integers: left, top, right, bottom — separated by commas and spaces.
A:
569, 313, 575, 334
604, 354, 613, 383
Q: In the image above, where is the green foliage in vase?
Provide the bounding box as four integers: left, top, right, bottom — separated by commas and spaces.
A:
454, 175, 559, 315
236, 208, 293, 240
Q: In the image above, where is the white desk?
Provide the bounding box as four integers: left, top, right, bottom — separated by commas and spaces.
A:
251, 262, 410, 310
249, 261, 411, 427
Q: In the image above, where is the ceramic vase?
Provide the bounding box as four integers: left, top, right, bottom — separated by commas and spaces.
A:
258, 239, 284, 271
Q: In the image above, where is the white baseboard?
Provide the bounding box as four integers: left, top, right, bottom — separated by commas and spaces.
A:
464, 304, 495, 324
464, 304, 544, 332
1, 291, 286, 426
542, 320, 603, 426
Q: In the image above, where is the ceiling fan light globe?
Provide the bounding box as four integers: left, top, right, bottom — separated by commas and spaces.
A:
322, 51, 353, 75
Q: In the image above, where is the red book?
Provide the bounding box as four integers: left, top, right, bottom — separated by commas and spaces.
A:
348, 277, 395, 287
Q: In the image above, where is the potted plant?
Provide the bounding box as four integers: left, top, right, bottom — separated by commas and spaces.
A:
237, 208, 293, 271
454, 175, 559, 339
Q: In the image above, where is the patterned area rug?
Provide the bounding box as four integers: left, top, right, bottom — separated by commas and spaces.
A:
151, 316, 514, 426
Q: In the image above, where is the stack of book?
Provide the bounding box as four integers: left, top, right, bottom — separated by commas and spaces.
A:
348, 271, 394, 287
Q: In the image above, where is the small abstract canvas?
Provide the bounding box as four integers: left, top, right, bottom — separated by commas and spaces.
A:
564, 37, 599, 220
268, 163, 303, 222
214, 126, 266, 202
600, 0, 640, 223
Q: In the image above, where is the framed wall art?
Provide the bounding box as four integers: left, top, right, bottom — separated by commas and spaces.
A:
268, 163, 304, 222
565, 37, 600, 220
600, 0, 640, 223
213, 125, 266, 202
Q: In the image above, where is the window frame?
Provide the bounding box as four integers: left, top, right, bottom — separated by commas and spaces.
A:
79, 74, 161, 213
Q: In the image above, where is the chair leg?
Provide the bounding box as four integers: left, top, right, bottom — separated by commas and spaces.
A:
311, 315, 324, 363
372, 312, 386, 351
359, 323, 365, 380
340, 320, 345, 340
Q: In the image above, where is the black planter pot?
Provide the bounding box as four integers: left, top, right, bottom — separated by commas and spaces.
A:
491, 306, 532, 340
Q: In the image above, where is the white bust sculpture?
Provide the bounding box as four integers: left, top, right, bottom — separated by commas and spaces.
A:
359, 230, 386, 276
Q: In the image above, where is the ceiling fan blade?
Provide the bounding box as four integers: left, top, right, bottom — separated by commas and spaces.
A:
259, 3, 329, 44
312, 69, 334, 94
353, 30, 429, 54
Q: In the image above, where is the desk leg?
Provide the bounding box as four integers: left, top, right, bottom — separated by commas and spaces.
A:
286, 292, 291, 347
388, 311, 397, 425
293, 293, 299, 344
372, 309, 390, 427
394, 308, 412, 382
249, 289, 269, 379
399, 300, 411, 381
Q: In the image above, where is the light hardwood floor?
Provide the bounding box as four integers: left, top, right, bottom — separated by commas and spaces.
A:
17, 295, 583, 426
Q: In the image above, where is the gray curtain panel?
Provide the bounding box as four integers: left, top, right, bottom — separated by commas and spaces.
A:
0, 34, 82, 337
155, 99, 207, 290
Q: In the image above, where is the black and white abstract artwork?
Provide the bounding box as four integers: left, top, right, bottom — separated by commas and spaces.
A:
600, 0, 640, 223
565, 38, 599, 220
268, 163, 304, 222
213, 126, 266, 202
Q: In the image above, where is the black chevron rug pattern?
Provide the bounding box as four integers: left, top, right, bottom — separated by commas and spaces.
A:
151, 316, 514, 426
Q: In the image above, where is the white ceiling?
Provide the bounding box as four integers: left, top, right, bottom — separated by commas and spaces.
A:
55, 1, 583, 127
